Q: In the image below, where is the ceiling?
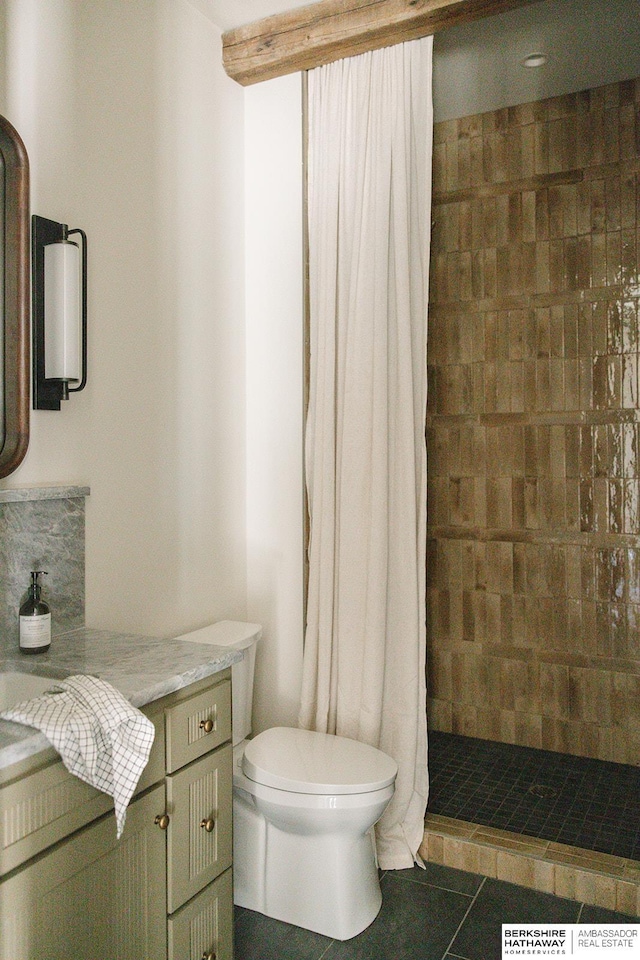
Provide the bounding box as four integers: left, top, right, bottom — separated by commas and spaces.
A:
432, 0, 640, 120
195, 0, 640, 120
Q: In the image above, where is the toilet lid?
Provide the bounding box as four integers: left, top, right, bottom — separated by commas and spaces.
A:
242, 727, 398, 795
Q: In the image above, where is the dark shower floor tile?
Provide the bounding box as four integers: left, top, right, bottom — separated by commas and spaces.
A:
426, 731, 640, 861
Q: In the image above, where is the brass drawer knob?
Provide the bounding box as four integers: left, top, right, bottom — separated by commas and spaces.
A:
199, 718, 214, 733
154, 813, 170, 830
200, 817, 215, 833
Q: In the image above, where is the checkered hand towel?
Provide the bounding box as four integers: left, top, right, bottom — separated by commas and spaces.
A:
0, 675, 155, 838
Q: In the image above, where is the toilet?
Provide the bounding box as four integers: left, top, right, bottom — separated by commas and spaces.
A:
175, 620, 397, 941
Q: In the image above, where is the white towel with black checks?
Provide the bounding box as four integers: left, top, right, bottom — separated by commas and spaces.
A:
0, 675, 155, 838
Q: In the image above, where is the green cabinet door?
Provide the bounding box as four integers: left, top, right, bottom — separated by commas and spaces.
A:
0, 784, 167, 960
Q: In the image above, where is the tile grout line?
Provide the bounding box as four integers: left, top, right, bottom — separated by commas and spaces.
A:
317, 940, 336, 960
440, 875, 487, 960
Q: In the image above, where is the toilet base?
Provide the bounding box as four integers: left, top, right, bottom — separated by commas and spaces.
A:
233, 787, 384, 941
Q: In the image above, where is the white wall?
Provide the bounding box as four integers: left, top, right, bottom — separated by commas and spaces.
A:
0, 0, 248, 637
0, 0, 305, 729
244, 74, 305, 733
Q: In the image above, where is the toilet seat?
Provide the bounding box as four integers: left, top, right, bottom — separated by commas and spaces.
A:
242, 727, 397, 795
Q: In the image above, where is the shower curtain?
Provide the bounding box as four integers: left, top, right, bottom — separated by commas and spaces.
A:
300, 37, 433, 869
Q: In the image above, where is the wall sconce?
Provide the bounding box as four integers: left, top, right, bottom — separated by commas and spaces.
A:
32, 214, 87, 410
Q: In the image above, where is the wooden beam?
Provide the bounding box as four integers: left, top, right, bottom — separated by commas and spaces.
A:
222, 0, 541, 86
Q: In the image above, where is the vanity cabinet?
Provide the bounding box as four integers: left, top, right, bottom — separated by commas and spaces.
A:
163, 676, 234, 959
0, 669, 233, 960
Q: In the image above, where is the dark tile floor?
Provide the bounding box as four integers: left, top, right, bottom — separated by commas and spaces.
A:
427, 731, 640, 861
234, 862, 637, 960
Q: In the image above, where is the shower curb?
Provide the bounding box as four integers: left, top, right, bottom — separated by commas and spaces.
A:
420, 812, 640, 917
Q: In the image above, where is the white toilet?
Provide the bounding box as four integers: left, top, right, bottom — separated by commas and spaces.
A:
176, 620, 397, 941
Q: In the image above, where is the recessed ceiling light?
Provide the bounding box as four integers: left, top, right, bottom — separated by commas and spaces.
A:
522, 53, 548, 68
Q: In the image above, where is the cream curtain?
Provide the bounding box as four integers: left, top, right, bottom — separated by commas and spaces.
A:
300, 37, 433, 869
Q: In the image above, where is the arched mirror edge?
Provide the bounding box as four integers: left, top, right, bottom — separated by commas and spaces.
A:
0, 113, 30, 479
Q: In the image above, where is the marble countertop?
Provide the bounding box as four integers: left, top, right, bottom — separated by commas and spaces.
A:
0, 627, 242, 771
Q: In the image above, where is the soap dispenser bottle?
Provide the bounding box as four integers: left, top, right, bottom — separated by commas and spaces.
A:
19, 571, 51, 654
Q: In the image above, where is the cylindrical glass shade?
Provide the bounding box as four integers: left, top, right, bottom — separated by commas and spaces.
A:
44, 240, 81, 382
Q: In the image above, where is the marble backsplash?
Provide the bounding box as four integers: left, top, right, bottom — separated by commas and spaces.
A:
0, 486, 89, 650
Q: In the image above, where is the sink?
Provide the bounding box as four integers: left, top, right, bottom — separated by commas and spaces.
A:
0, 672, 59, 712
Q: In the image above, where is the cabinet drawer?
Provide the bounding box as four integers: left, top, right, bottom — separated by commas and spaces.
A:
165, 681, 231, 773
0, 709, 165, 875
168, 868, 233, 960
0, 760, 112, 876
166, 743, 232, 913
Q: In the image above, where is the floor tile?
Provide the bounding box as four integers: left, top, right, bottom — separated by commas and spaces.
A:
448, 877, 581, 960
234, 905, 332, 960
322, 872, 474, 960
234, 867, 638, 960
579, 903, 639, 923
392, 862, 484, 896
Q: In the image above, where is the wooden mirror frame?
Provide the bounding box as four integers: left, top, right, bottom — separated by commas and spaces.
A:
0, 114, 30, 479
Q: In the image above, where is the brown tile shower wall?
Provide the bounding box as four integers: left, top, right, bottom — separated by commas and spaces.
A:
426, 78, 640, 765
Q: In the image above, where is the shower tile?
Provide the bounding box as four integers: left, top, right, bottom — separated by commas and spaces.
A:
429, 76, 640, 774
476, 708, 503, 742
548, 186, 564, 238
623, 604, 640, 657
622, 352, 639, 408
576, 234, 592, 287
591, 231, 607, 287
469, 134, 485, 188
449, 836, 500, 877
607, 232, 623, 290
627, 474, 640, 531
499, 851, 556, 893
577, 871, 618, 911
593, 477, 609, 530
514, 712, 542, 748
565, 478, 580, 528
428, 697, 452, 731
549, 239, 565, 293
620, 174, 637, 229
621, 229, 637, 288
548, 844, 627, 876
616, 881, 640, 918
540, 663, 570, 719
605, 175, 622, 232
452, 704, 479, 737
474, 827, 549, 858
458, 141, 472, 190
533, 119, 549, 175
425, 813, 476, 838
427, 732, 640, 862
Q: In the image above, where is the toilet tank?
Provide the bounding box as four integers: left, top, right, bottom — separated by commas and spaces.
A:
173, 620, 262, 746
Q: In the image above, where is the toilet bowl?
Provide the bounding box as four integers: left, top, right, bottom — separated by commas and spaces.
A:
176, 621, 398, 941
233, 726, 396, 940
